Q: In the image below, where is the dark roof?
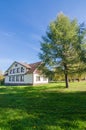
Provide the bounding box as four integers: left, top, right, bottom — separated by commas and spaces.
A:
28, 61, 42, 73
20, 61, 42, 73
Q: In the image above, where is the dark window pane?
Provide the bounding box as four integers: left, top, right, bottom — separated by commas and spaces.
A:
9, 76, 11, 81
13, 69, 15, 73
12, 76, 15, 82
17, 68, 20, 73
10, 70, 12, 74
20, 75, 24, 82
16, 75, 19, 82
21, 67, 24, 73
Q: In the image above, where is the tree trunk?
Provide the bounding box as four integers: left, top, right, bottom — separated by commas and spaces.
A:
65, 73, 69, 88
64, 64, 69, 88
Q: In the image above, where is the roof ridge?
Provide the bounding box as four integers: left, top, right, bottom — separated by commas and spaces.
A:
29, 61, 42, 65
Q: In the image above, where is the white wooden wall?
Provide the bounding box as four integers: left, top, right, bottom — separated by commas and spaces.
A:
33, 73, 48, 84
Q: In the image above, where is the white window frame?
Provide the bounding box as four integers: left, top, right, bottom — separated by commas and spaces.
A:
36, 76, 40, 81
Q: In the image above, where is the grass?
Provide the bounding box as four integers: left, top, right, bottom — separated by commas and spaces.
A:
0, 81, 86, 130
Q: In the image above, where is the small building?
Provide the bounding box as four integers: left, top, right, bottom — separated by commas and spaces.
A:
4, 61, 48, 85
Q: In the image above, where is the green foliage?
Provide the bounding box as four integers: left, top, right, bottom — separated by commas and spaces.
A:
76, 22, 86, 65
39, 13, 86, 88
0, 71, 4, 85
0, 82, 86, 130
40, 13, 79, 65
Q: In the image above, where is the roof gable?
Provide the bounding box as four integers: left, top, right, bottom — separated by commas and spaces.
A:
5, 61, 42, 75
5, 61, 31, 72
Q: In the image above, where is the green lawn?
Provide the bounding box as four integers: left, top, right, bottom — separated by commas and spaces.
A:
0, 82, 86, 130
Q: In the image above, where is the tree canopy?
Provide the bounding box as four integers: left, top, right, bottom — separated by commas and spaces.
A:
39, 13, 86, 88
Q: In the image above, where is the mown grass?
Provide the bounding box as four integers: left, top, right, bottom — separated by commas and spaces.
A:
0, 81, 86, 130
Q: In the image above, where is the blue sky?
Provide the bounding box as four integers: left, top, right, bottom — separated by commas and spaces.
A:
0, 0, 86, 72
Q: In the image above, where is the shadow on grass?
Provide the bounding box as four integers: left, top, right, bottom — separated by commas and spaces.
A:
0, 85, 86, 130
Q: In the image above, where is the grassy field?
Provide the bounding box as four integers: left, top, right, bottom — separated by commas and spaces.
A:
0, 82, 86, 130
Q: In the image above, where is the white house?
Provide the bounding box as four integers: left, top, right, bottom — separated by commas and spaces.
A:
4, 61, 48, 85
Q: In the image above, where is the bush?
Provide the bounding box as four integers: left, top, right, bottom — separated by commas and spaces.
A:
0, 78, 4, 85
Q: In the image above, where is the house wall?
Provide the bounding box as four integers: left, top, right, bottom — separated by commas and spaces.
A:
5, 76, 9, 84
5, 61, 48, 85
8, 63, 27, 75
5, 74, 33, 85
33, 73, 48, 85
4, 62, 33, 85
24, 74, 33, 84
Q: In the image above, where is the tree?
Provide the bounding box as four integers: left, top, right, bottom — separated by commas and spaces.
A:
78, 23, 86, 65
0, 70, 4, 85
39, 13, 85, 88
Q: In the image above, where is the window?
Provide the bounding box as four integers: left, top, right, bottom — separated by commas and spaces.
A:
9, 76, 11, 81
13, 69, 15, 73
10, 70, 12, 74
17, 68, 20, 73
21, 67, 24, 73
12, 76, 15, 82
20, 75, 24, 82
16, 75, 19, 82
36, 76, 40, 81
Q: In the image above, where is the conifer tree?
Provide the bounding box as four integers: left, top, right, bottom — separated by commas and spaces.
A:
39, 13, 86, 88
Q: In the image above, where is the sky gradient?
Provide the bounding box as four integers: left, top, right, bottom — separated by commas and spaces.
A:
0, 0, 86, 72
